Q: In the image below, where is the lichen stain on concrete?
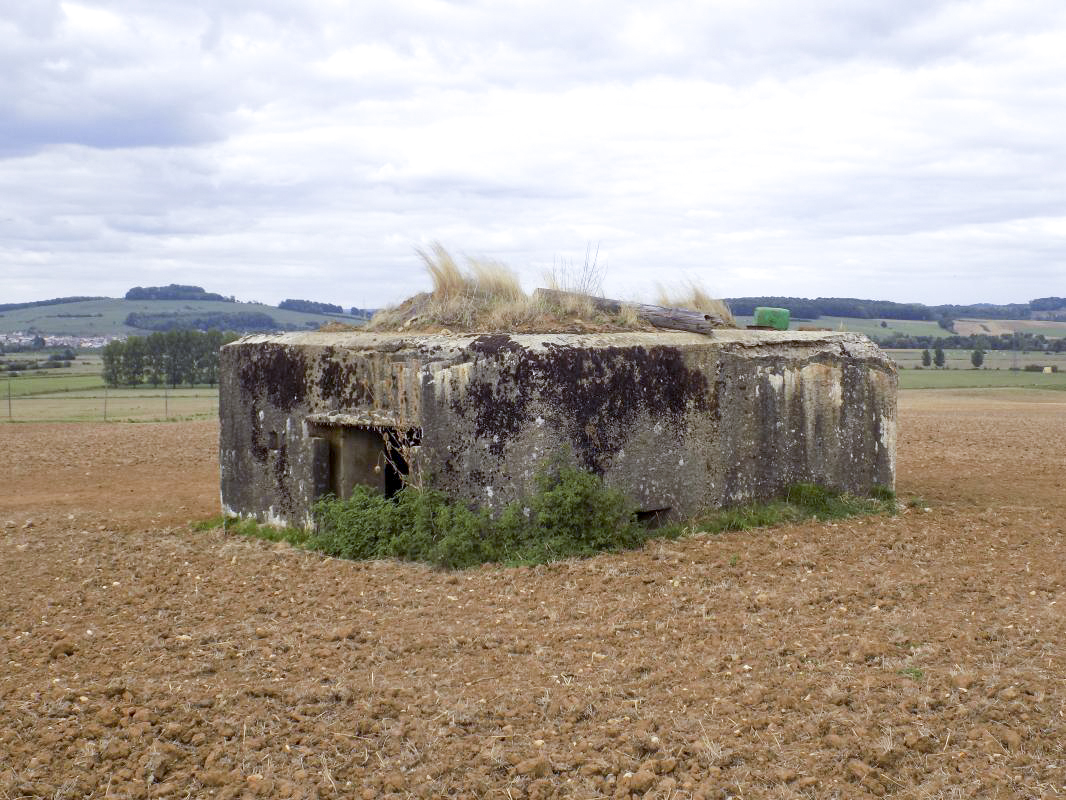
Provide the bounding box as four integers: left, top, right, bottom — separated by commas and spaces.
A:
235, 344, 307, 465
316, 349, 375, 409
456, 336, 709, 470
238, 343, 308, 413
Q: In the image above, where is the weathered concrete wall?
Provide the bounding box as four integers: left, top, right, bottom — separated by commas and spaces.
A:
219, 330, 896, 527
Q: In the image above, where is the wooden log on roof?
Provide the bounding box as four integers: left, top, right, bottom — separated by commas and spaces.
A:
532, 288, 733, 335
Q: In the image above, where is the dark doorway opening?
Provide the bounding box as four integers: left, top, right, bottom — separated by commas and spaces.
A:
635, 507, 672, 527
382, 427, 421, 498
309, 423, 421, 501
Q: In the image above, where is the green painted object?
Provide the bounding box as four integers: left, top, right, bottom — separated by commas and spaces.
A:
753, 307, 790, 330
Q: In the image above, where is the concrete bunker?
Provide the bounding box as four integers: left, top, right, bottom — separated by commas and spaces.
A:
219, 329, 897, 529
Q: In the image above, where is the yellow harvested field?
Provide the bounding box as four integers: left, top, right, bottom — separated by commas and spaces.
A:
953, 317, 1066, 336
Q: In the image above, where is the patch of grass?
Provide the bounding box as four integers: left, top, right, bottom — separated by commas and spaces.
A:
888, 348, 1066, 372
2, 373, 105, 397
898, 667, 924, 681
191, 515, 309, 546
898, 368, 1066, 390
4, 386, 218, 423
189, 515, 227, 531
684, 483, 896, 538
285, 471, 896, 569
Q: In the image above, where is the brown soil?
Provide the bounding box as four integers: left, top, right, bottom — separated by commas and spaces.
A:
2, 392, 1065, 799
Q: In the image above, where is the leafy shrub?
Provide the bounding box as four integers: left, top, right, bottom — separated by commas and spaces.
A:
301, 466, 898, 569
309, 459, 645, 569
310, 486, 495, 568
203, 466, 897, 569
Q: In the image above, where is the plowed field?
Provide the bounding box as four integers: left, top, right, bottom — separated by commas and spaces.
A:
2, 389, 1064, 799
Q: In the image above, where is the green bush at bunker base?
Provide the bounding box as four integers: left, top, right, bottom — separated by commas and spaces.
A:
200, 465, 897, 569
309, 462, 646, 569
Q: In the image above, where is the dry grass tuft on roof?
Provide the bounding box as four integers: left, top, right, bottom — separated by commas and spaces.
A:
657, 281, 737, 327
360, 244, 735, 334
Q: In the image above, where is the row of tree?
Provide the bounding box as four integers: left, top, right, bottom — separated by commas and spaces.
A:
101, 330, 240, 387
919, 347, 985, 368
724, 296, 1066, 322
876, 331, 1066, 353
125, 284, 233, 302
2, 351, 77, 372
278, 298, 344, 314
725, 297, 936, 320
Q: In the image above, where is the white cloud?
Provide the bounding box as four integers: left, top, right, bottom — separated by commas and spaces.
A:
0, 0, 1064, 308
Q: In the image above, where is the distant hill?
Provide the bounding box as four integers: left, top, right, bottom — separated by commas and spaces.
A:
124, 284, 232, 302
723, 296, 1066, 322
0, 296, 368, 336
0, 296, 108, 313
4, 288, 1063, 339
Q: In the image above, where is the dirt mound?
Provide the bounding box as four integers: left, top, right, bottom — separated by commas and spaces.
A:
358, 244, 728, 335
366, 290, 658, 335
2, 392, 1065, 797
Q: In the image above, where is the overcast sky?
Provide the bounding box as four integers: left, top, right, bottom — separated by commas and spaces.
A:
1, 0, 1064, 309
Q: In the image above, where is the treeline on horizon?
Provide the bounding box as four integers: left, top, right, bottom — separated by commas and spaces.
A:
878, 331, 1066, 353
278, 298, 343, 314
276, 298, 376, 318
724, 296, 1066, 321
124, 284, 235, 302
101, 330, 240, 387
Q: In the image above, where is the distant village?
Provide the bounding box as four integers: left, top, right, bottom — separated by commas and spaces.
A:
0, 332, 121, 350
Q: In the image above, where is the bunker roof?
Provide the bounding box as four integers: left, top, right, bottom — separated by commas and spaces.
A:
229, 328, 884, 354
